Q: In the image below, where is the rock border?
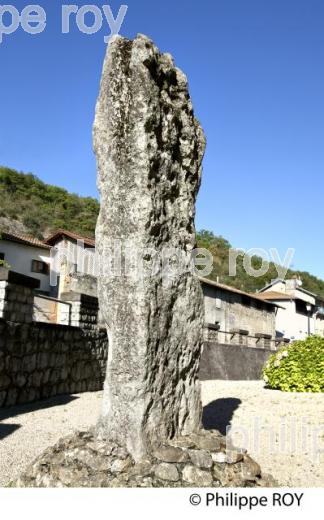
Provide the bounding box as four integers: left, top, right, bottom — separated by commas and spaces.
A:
15, 429, 278, 488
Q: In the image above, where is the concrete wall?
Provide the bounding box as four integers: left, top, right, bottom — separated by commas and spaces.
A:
63, 272, 97, 298
200, 342, 273, 381
0, 269, 280, 407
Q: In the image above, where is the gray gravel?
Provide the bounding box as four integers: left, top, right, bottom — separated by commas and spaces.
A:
201, 381, 324, 487
0, 381, 323, 487
0, 392, 103, 487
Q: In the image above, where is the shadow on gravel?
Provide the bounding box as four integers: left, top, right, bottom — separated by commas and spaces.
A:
0, 423, 21, 441
202, 397, 241, 435
0, 394, 79, 422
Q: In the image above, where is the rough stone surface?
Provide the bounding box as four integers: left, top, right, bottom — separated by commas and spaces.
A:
190, 432, 224, 451
188, 449, 213, 469
15, 430, 278, 488
182, 465, 213, 486
0, 318, 108, 408
154, 463, 179, 482
153, 445, 189, 463
0, 282, 108, 408
110, 457, 132, 474
211, 451, 227, 463
242, 455, 261, 479
94, 34, 206, 459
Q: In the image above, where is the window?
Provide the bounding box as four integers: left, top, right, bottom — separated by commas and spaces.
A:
0, 252, 4, 261
295, 300, 312, 316
31, 259, 49, 275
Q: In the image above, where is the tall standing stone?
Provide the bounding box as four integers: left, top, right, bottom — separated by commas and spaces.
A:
94, 34, 206, 460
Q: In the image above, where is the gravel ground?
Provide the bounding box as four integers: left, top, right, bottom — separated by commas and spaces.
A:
201, 381, 324, 487
0, 393, 103, 487
0, 381, 323, 487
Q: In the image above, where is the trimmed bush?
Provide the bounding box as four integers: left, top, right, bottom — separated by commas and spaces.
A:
263, 336, 324, 393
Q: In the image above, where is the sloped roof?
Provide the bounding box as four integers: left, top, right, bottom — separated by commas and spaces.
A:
45, 229, 95, 247
199, 277, 281, 308
0, 231, 51, 250
259, 278, 317, 298
256, 291, 295, 301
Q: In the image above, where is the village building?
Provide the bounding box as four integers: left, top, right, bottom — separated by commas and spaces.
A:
0, 232, 51, 293
44, 229, 96, 298
201, 277, 279, 348
4, 229, 320, 346
257, 278, 324, 340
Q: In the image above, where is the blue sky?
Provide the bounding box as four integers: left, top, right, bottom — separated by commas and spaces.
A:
1, 0, 324, 278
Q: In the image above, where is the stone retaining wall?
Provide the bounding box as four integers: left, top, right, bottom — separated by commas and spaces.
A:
0, 269, 108, 408
59, 292, 99, 329
0, 269, 274, 407
0, 269, 39, 324
0, 320, 108, 407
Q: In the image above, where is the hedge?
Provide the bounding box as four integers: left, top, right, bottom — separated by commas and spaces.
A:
263, 335, 324, 392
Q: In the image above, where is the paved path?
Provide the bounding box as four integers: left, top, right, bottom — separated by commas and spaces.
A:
0, 381, 323, 486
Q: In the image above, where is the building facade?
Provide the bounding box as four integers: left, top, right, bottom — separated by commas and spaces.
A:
0, 232, 51, 292
2, 230, 307, 346
257, 278, 324, 340
201, 278, 278, 348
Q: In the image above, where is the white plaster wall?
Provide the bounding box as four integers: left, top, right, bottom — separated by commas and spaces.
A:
274, 300, 315, 340
268, 280, 286, 293
291, 288, 315, 305
315, 315, 324, 336
264, 280, 315, 305
0, 241, 50, 292
0, 280, 7, 317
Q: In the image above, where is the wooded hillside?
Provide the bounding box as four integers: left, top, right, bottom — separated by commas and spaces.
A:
1, 166, 324, 297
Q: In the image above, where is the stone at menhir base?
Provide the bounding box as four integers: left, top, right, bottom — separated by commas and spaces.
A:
94, 33, 206, 459
15, 429, 278, 488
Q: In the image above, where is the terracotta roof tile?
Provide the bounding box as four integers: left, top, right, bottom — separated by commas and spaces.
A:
45, 229, 95, 247
0, 231, 51, 250
256, 291, 295, 301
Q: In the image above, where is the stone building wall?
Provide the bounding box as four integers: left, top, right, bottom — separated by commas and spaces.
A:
0, 269, 108, 408
202, 281, 276, 342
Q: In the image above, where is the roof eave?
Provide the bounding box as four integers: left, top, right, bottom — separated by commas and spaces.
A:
199, 277, 280, 308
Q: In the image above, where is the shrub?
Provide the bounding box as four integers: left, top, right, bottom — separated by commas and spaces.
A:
263, 336, 324, 393
0, 259, 10, 269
